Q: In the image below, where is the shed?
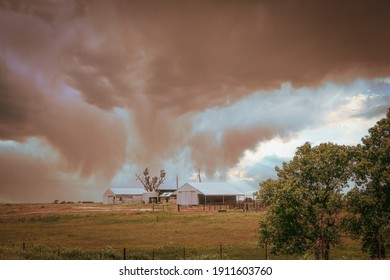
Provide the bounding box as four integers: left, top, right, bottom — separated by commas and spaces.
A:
159, 186, 177, 203
159, 191, 176, 203
103, 188, 144, 204
175, 182, 246, 206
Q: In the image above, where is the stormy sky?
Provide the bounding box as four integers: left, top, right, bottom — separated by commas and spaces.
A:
1, 0, 389, 202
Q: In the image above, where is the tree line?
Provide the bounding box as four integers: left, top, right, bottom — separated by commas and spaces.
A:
258, 108, 390, 259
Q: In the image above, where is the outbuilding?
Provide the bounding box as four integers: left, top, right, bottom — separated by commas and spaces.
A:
159, 186, 177, 203
176, 182, 246, 206
103, 188, 144, 204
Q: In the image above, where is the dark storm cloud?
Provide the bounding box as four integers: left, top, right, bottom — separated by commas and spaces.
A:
1, 0, 390, 201
52, 0, 390, 112
0, 62, 46, 139
0, 144, 66, 202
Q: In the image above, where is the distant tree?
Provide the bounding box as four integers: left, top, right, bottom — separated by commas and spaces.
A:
136, 168, 166, 192
259, 142, 352, 259
344, 109, 390, 259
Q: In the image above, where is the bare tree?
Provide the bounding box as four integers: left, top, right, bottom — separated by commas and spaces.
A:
136, 168, 166, 192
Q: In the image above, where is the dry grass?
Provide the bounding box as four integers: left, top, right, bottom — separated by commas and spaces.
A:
0, 203, 366, 260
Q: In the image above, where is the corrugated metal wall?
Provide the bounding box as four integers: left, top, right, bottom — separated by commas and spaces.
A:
177, 190, 198, 205
176, 184, 200, 205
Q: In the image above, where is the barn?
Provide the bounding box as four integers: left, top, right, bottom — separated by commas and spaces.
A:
103, 188, 144, 204
176, 182, 247, 206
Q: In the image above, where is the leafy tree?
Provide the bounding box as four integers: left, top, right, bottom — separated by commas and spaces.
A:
258, 178, 279, 207
259, 142, 352, 259
344, 109, 390, 259
136, 168, 166, 192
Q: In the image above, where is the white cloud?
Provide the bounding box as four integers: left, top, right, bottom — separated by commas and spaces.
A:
225, 79, 389, 183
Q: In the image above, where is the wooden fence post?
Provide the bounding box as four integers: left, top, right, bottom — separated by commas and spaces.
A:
123, 248, 126, 260
378, 231, 382, 260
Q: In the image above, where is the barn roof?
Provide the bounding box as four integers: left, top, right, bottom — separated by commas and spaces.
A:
159, 191, 175, 197
159, 186, 178, 191
109, 188, 145, 195
183, 182, 245, 196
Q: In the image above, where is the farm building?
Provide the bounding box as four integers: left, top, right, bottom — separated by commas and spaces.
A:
176, 182, 251, 206
103, 186, 178, 204
159, 186, 177, 203
103, 188, 144, 204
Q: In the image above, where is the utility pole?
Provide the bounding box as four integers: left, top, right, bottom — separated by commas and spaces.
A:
198, 169, 201, 182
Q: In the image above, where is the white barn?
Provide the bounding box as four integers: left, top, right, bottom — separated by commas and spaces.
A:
103, 188, 144, 204
176, 182, 247, 206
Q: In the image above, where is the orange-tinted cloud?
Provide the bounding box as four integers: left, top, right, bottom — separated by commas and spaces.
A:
1, 0, 390, 201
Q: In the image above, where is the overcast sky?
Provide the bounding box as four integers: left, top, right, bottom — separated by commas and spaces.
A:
1, 0, 389, 202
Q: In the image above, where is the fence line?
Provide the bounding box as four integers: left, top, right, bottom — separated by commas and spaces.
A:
176, 201, 265, 212
3, 242, 265, 260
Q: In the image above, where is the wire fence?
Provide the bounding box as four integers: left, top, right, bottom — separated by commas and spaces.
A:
0, 242, 261, 260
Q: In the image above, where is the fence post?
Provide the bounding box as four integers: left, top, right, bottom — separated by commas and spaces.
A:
123, 248, 126, 260
378, 231, 382, 260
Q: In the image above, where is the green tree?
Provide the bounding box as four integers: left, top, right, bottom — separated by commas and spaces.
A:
258, 178, 279, 207
259, 142, 352, 259
344, 109, 390, 259
136, 168, 166, 192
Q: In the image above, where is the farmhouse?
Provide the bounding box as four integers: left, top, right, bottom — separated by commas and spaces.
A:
176, 182, 250, 206
103, 188, 144, 204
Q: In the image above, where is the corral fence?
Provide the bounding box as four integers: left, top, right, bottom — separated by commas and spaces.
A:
176, 200, 265, 212
115, 201, 266, 212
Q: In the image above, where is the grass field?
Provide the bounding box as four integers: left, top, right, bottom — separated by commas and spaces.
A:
0, 203, 367, 260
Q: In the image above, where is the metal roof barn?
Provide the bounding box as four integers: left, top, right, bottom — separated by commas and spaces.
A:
103, 188, 144, 204
176, 182, 246, 206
